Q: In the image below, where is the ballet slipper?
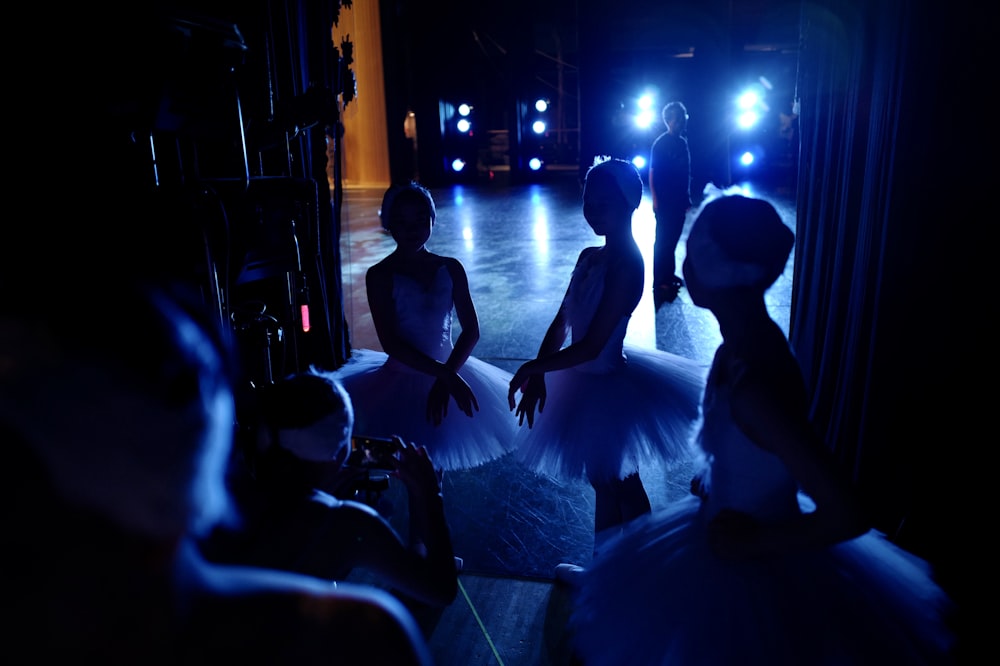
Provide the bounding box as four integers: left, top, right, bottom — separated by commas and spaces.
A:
554, 563, 585, 585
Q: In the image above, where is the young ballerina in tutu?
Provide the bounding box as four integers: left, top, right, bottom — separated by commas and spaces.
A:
569, 189, 957, 665
507, 157, 705, 581
325, 181, 516, 473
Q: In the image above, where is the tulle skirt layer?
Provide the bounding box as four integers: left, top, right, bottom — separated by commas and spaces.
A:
323, 350, 517, 471
570, 495, 956, 666
513, 347, 705, 483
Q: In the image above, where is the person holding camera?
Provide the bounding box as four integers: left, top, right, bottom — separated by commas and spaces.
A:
3, 279, 434, 665
202, 370, 460, 609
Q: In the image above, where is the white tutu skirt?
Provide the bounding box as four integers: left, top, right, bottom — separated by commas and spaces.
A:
571, 495, 957, 665
324, 350, 517, 471
513, 347, 705, 483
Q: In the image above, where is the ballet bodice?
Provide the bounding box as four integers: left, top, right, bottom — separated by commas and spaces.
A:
390, 265, 453, 363
566, 248, 629, 373
699, 352, 802, 522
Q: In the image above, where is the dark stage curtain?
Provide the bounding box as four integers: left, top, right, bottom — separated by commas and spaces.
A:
793, 0, 908, 521
792, 0, 987, 643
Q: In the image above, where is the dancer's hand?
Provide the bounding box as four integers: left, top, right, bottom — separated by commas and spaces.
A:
427, 377, 450, 424
427, 372, 478, 424
690, 472, 709, 501
507, 363, 534, 409
509, 370, 546, 428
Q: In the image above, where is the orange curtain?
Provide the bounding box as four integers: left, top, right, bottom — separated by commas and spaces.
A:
333, 2, 391, 188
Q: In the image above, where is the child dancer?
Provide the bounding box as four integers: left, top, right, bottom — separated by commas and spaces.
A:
507, 157, 705, 580
326, 181, 516, 473
569, 189, 956, 665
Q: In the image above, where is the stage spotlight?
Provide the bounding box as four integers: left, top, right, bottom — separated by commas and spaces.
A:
519, 95, 553, 178
737, 110, 760, 130
634, 92, 657, 129
634, 109, 656, 129
737, 89, 761, 111
440, 97, 478, 182
731, 143, 767, 177
733, 84, 770, 132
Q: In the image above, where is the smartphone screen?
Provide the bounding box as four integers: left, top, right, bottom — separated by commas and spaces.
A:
348, 436, 399, 470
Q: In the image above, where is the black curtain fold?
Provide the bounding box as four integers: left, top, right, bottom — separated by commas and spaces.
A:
792, 1, 986, 635
794, 0, 868, 477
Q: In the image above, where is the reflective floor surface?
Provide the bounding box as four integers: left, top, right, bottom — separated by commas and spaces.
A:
338, 171, 795, 580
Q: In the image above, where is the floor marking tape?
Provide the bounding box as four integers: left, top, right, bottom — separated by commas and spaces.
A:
458, 577, 505, 666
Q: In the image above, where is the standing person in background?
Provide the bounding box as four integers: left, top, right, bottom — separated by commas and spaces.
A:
568, 190, 956, 665
325, 181, 516, 477
507, 157, 704, 584
649, 101, 693, 309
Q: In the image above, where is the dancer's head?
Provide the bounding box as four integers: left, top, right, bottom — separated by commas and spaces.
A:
583, 157, 642, 234
380, 181, 436, 251
684, 188, 794, 303
244, 369, 356, 494
255, 369, 354, 464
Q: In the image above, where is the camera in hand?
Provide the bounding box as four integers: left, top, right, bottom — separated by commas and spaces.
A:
346, 435, 400, 470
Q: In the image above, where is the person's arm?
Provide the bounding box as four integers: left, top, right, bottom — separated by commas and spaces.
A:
507, 302, 567, 427
184, 539, 434, 666
509, 249, 641, 424
708, 365, 870, 559
307, 442, 458, 607
443, 257, 480, 371
682, 138, 692, 208
427, 258, 480, 424
648, 166, 658, 210
393, 440, 457, 593
516, 251, 640, 377
367, 261, 476, 419
507, 252, 580, 426
648, 136, 660, 210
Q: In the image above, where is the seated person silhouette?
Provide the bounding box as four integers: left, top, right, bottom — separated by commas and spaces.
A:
1, 282, 434, 665
203, 369, 460, 609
